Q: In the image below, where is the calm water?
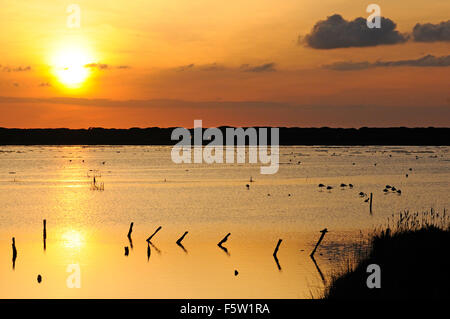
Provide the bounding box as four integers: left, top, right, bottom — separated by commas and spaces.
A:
0, 145, 449, 298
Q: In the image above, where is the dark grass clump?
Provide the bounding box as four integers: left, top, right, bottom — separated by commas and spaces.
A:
324, 209, 450, 300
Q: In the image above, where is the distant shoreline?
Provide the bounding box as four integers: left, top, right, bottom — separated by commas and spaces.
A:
1, 127, 449, 146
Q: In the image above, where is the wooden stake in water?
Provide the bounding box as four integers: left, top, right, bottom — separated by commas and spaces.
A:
310, 228, 328, 257
127, 222, 133, 239
146, 226, 162, 242
369, 193, 373, 214
273, 239, 282, 257
218, 233, 231, 247
12, 237, 17, 270
43, 219, 47, 251
177, 231, 188, 245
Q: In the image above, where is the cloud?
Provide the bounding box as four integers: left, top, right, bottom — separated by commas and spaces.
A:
84, 63, 131, 70
301, 14, 407, 49
174, 64, 195, 72
323, 55, 450, 71
172, 62, 275, 72
2, 66, 31, 72
38, 82, 52, 87
240, 63, 276, 72
413, 20, 450, 42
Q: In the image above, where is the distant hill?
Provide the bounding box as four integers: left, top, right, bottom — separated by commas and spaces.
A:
0, 127, 449, 145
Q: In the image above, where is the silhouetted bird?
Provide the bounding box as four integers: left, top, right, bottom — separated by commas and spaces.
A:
383, 189, 389, 193
37, 275, 42, 283
386, 185, 391, 189
234, 270, 239, 276
318, 184, 325, 188
391, 187, 397, 192
246, 184, 250, 189
326, 186, 333, 190
359, 192, 365, 197
349, 184, 353, 188
340, 183, 347, 187
364, 198, 370, 202
397, 189, 402, 194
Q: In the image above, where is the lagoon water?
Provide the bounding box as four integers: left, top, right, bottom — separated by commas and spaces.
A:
0, 145, 449, 298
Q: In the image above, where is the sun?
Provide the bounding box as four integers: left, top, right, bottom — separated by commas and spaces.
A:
51, 45, 93, 88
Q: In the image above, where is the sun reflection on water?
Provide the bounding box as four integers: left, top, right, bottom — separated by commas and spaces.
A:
61, 229, 84, 249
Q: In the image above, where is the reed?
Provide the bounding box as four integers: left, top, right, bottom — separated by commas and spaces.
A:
323, 209, 450, 300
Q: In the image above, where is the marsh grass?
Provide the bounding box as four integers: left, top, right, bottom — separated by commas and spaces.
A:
323, 209, 450, 300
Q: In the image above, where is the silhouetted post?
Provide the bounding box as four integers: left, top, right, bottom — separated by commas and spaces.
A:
127, 222, 133, 239
12, 237, 17, 269
43, 219, 47, 251
273, 239, 282, 257
310, 228, 328, 257
369, 193, 373, 214
218, 233, 231, 247
177, 231, 188, 245
124, 246, 129, 256
146, 226, 162, 242
147, 242, 151, 261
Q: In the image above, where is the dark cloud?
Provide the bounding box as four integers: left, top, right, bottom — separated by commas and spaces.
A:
2, 66, 31, 72
240, 63, 276, 72
301, 14, 407, 49
323, 55, 450, 71
413, 20, 450, 42
38, 82, 52, 87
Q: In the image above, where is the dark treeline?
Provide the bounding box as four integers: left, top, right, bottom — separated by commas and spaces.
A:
0, 127, 449, 145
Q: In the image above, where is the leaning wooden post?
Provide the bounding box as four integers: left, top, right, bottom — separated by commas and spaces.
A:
146, 226, 162, 242
310, 228, 328, 257
369, 193, 373, 214
177, 231, 188, 245
218, 233, 231, 247
273, 239, 282, 257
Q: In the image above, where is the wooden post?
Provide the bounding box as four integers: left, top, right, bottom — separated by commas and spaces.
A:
369, 193, 373, 214
146, 226, 162, 242
218, 233, 231, 247
310, 228, 328, 257
12, 237, 17, 269
273, 239, 282, 257
127, 222, 133, 239
43, 219, 47, 251
177, 231, 188, 245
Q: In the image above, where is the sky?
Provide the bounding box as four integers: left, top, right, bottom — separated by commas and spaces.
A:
0, 0, 449, 128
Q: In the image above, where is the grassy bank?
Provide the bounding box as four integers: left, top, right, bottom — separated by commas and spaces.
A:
324, 209, 450, 299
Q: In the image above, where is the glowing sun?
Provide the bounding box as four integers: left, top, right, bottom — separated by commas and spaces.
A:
51, 46, 93, 88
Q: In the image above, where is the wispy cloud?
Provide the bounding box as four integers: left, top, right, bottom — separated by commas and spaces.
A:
323, 55, 450, 71
240, 63, 276, 72
84, 63, 131, 70
1, 65, 32, 72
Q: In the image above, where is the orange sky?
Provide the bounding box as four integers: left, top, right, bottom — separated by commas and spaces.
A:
0, 0, 449, 128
